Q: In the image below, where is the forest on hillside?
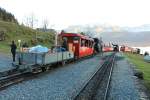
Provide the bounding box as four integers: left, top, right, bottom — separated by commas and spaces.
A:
0, 7, 18, 23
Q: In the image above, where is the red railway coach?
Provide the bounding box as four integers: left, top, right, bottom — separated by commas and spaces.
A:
58, 32, 94, 59
103, 44, 113, 52
103, 46, 113, 52
120, 45, 133, 52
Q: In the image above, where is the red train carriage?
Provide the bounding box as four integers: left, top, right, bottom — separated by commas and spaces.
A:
103, 44, 113, 52
120, 46, 132, 52
120, 45, 140, 54
103, 46, 113, 52
58, 32, 94, 59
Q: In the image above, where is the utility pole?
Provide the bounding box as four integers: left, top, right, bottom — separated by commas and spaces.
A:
55, 30, 61, 46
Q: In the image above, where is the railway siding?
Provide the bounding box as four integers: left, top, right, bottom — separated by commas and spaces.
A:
0, 53, 112, 100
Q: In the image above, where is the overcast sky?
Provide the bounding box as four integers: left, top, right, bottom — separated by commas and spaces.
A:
0, 0, 150, 29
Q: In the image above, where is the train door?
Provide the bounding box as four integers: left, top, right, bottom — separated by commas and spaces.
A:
61, 36, 73, 53
62, 36, 80, 59
72, 36, 80, 58
80, 39, 85, 57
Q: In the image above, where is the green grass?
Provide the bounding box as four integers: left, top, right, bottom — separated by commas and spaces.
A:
125, 53, 150, 89
0, 42, 10, 53
0, 20, 55, 53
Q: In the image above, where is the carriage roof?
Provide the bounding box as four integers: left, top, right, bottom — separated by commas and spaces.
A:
59, 33, 94, 41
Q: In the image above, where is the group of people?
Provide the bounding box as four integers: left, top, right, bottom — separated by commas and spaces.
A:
10, 41, 28, 62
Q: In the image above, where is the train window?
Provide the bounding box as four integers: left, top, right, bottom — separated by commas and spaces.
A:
85, 40, 88, 47
81, 40, 85, 47
89, 41, 91, 47
89, 41, 93, 48
73, 37, 79, 43
63, 37, 68, 41
91, 42, 93, 48
89, 40, 91, 47
73, 37, 79, 40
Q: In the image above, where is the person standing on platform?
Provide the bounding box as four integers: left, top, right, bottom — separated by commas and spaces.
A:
22, 42, 28, 48
62, 39, 68, 51
10, 41, 17, 62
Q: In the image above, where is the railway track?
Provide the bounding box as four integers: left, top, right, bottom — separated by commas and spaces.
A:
73, 53, 115, 100
103, 52, 115, 100
0, 68, 19, 77
0, 72, 34, 90
0, 53, 103, 90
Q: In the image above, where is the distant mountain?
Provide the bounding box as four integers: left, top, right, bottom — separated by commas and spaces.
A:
121, 24, 150, 32
65, 24, 150, 46
101, 31, 150, 46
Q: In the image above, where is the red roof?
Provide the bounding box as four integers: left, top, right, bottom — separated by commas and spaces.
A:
59, 33, 94, 41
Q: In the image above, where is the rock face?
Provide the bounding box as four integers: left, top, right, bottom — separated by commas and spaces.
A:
0, 31, 5, 41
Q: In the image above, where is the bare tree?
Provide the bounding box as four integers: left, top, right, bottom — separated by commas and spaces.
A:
42, 19, 49, 32
23, 13, 38, 29
23, 16, 30, 27
29, 13, 38, 28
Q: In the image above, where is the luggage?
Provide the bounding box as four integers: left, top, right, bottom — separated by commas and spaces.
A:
29, 45, 49, 53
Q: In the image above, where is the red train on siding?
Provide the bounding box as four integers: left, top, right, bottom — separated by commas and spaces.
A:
58, 32, 94, 59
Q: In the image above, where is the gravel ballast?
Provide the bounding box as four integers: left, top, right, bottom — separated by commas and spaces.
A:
107, 53, 140, 100
0, 53, 112, 100
0, 53, 13, 72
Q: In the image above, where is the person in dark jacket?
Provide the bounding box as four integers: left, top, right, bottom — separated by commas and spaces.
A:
22, 42, 28, 48
62, 39, 68, 51
10, 41, 17, 62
